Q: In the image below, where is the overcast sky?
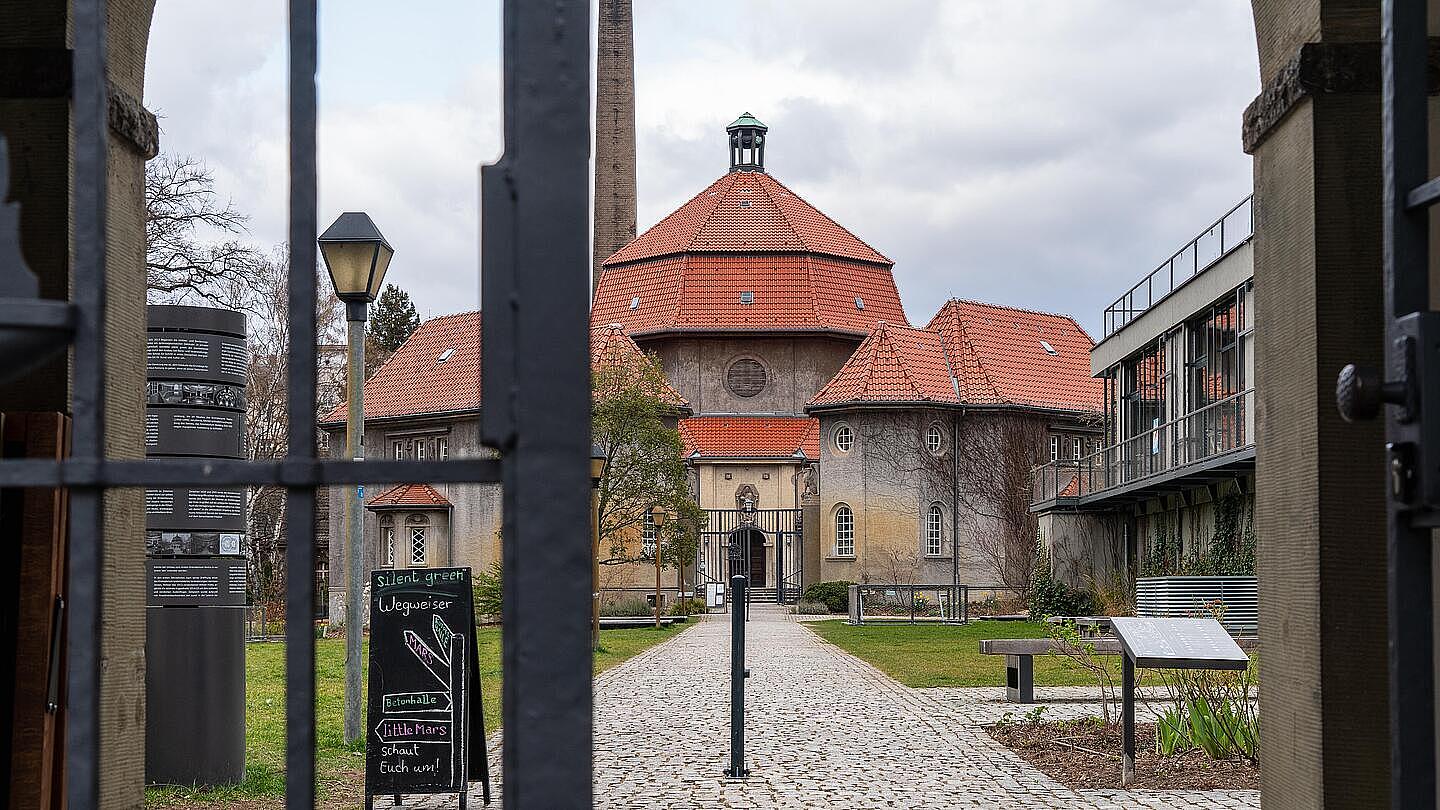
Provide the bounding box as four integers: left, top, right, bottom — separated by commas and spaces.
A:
145, 1, 1259, 337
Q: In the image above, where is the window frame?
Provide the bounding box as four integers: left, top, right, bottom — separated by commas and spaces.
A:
641, 517, 657, 558
925, 424, 943, 455
834, 423, 854, 453
383, 526, 396, 568
1050, 435, 1060, 461
834, 504, 855, 557
410, 525, 427, 566
925, 504, 944, 556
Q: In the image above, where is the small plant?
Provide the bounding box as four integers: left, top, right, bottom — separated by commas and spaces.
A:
602, 597, 656, 617
1152, 665, 1258, 763
794, 600, 831, 615
1030, 544, 1095, 618
473, 560, 503, 622
669, 597, 706, 616
1046, 619, 1119, 724
802, 581, 855, 613
1021, 705, 1048, 725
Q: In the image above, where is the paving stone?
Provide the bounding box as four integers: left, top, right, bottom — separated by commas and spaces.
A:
402, 605, 1260, 809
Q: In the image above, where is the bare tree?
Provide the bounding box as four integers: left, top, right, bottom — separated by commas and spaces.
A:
859, 410, 1096, 601
145, 154, 266, 308
236, 248, 344, 608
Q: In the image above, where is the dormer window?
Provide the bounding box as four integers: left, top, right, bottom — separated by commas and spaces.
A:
437, 348, 455, 364
1040, 340, 1058, 356
630, 296, 640, 310
739, 291, 754, 305
855, 297, 865, 310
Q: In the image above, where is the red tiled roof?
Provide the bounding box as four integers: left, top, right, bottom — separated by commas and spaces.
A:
322, 311, 483, 424
808, 300, 1102, 414
929, 300, 1102, 412
366, 483, 452, 509
679, 416, 821, 460
591, 323, 689, 410
592, 174, 907, 337
605, 172, 889, 265
808, 322, 956, 406
321, 316, 684, 424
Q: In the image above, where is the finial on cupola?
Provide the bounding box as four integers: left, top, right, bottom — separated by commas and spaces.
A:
726, 112, 768, 173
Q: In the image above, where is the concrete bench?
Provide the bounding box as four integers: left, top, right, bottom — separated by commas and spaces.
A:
978, 636, 1258, 703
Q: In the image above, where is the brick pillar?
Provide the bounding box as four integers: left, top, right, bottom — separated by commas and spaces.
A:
0, 1, 157, 804
593, 0, 637, 296
1244, 2, 1390, 804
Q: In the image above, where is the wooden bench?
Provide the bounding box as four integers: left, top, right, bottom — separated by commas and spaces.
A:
978, 636, 1259, 703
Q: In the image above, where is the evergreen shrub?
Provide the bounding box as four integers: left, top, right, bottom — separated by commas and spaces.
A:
801, 580, 856, 613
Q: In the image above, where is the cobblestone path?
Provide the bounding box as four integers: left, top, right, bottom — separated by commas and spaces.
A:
413, 605, 1260, 808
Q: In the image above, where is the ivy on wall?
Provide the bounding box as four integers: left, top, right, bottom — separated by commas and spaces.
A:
1140, 493, 1255, 577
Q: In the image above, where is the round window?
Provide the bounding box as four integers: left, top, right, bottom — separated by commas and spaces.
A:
834, 424, 854, 453
726, 358, 768, 397
926, 425, 944, 455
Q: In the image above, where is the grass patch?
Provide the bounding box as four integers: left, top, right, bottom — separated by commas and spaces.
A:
807, 619, 1120, 688
146, 623, 681, 807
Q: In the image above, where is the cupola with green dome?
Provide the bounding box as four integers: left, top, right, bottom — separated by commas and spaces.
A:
726, 112, 768, 173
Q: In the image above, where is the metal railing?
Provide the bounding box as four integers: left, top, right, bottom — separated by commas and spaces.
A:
846, 584, 1021, 625
1032, 389, 1254, 503
1103, 196, 1254, 338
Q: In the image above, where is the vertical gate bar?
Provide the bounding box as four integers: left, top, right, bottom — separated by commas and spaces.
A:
284, 1, 320, 807
67, 0, 108, 804
482, 0, 592, 804
1384, 0, 1438, 804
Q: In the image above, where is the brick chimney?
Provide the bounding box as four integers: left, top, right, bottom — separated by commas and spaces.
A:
593, 0, 637, 297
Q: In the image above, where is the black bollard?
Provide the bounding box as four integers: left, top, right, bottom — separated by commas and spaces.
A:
727, 574, 750, 778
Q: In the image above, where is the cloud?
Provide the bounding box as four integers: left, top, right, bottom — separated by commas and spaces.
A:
145, 0, 1260, 335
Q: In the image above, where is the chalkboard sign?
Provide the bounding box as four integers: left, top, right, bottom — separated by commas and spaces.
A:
365, 568, 489, 807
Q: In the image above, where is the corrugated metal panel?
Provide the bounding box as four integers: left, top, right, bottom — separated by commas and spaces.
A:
1136, 576, 1257, 633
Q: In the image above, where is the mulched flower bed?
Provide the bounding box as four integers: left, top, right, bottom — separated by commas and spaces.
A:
987, 719, 1258, 791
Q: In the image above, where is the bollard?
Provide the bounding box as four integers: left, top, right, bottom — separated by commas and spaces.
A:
727, 574, 749, 778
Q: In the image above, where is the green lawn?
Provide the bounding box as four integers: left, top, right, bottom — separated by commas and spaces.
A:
807, 619, 1119, 688
146, 622, 684, 807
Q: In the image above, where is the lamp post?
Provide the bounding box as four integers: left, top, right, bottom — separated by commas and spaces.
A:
318, 211, 394, 745
591, 447, 605, 651
651, 505, 666, 629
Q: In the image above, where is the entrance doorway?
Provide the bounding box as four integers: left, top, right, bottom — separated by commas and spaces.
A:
749, 531, 767, 588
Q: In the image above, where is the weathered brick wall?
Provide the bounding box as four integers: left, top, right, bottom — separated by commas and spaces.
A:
592, 0, 637, 294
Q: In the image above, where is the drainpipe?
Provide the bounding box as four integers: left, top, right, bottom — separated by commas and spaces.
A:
952, 407, 963, 606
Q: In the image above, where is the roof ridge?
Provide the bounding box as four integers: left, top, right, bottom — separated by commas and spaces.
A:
945, 298, 1096, 342
877, 322, 933, 402
764, 173, 892, 264
942, 304, 1003, 405
754, 172, 810, 252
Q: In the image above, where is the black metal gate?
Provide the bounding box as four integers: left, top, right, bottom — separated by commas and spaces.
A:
0, 1, 592, 807
1337, 3, 1438, 805
697, 508, 802, 604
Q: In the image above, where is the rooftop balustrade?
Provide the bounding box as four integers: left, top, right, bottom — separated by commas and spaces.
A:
1102, 196, 1254, 339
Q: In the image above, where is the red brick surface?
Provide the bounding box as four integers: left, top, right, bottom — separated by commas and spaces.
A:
366, 483, 452, 508
809, 300, 1102, 414
679, 416, 821, 459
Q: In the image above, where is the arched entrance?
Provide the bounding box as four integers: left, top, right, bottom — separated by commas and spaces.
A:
728, 527, 767, 588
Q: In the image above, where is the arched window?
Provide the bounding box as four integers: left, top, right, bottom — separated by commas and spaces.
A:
926, 505, 944, 556
379, 514, 396, 568
834, 505, 854, 556
833, 424, 854, 453
926, 424, 944, 455
407, 514, 430, 567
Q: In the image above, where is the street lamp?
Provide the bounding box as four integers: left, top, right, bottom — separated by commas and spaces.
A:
318, 211, 393, 746
591, 447, 605, 651
651, 505, 667, 629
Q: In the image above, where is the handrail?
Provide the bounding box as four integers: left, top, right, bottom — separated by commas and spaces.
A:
1031, 389, 1255, 503
1102, 195, 1254, 338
